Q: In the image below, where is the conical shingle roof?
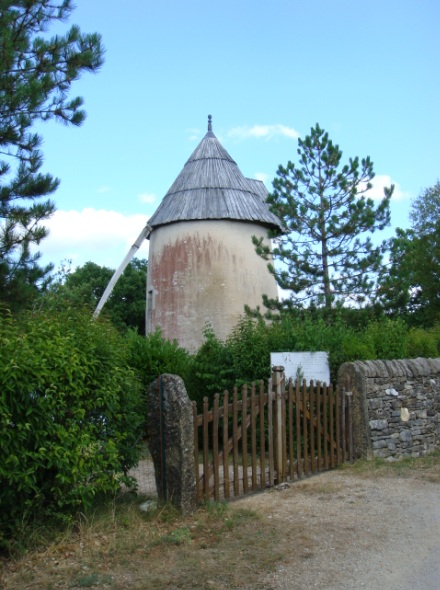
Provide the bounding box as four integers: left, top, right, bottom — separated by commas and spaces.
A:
147, 116, 283, 233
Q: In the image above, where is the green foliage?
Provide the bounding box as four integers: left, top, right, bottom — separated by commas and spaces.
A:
0, 1, 104, 311
0, 251, 53, 312
406, 327, 440, 358
125, 327, 191, 397
49, 259, 148, 334
379, 183, 440, 328
362, 318, 409, 360
0, 305, 143, 552
227, 316, 272, 386
254, 123, 392, 310
184, 312, 440, 399
409, 180, 440, 237
186, 325, 235, 409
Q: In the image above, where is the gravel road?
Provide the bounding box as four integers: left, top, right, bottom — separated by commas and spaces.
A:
238, 467, 440, 590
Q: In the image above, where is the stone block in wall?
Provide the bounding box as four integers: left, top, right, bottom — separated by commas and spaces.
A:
427, 359, 440, 372
399, 430, 412, 443
369, 419, 388, 431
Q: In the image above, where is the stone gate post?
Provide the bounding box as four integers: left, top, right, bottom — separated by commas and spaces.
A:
146, 373, 196, 515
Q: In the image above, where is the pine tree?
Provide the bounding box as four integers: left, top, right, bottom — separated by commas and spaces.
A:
254, 124, 393, 310
0, 1, 104, 309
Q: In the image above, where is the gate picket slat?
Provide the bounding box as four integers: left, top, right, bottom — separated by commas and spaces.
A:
288, 380, 294, 479
295, 380, 302, 479
323, 384, 329, 470
259, 381, 266, 489
242, 385, 249, 494
213, 394, 220, 501
281, 383, 287, 481
310, 382, 316, 474
302, 380, 308, 476
193, 401, 201, 501
341, 386, 346, 463
316, 382, 322, 472
251, 384, 258, 490
335, 387, 341, 466
267, 380, 275, 487
202, 396, 210, 500
232, 388, 239, 497
329, 386, 335, 468
223, 391, 230, 498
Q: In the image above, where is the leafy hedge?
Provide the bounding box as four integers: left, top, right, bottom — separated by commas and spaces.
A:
0, 307, 144, 551
185, 314, 440, 407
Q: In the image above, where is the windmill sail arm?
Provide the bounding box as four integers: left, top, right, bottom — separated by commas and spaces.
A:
93, 223, 151, 319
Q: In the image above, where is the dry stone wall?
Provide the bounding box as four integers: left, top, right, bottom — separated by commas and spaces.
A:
337, 358, 440, 460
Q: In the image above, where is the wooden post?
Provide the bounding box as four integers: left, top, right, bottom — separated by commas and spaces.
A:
272, 366, 285, 484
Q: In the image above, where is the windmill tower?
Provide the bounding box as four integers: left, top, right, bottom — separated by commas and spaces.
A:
145, 116, 283, 352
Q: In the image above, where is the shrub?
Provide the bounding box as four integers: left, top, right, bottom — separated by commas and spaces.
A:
363, 318, 409, 360
0, 306, 143, 551
406, 327, 439, 358
227, 316, 272, 386
186, 325, 235, 409
125, 328, 192, 394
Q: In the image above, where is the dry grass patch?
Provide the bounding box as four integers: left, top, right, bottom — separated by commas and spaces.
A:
0, 496, 290, 590
3, 453, 440, 590
339, 450, 440, 482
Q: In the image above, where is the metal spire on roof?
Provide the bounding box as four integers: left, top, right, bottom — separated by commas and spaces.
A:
208, 114, 212, 132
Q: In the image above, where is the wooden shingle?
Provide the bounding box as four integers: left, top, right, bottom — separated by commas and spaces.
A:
148, 117, 283, 233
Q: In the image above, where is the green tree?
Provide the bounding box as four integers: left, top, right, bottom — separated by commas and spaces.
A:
379, 226, 440, 327
253, 124, 393, 310
49, 259, 148, 334
378, 182, 440, 327
409, 180, 440, 236
0, 1, 104, 310
377, 228, 416, 320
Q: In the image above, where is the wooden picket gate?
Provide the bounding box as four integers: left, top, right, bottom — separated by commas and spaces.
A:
192, 368, 353, 502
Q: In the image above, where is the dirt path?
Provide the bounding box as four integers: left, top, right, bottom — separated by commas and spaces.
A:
238, 467, 440, 590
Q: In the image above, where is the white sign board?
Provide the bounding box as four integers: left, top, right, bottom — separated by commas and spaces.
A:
270, 351, 330, 385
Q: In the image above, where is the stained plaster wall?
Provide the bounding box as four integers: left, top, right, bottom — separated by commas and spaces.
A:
146, 219, 278, 352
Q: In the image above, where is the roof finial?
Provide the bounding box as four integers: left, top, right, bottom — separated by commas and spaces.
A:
208, 114, 212, 132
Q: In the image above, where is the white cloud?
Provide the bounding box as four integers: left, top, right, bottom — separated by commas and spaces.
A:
363, 175, 409, 201
37, 208, 150, 270
187, 127, 201, 141
138, 192, 157, 204
97, 185, 111, 194
228, 124, 300, 141
255, 172, 270, 185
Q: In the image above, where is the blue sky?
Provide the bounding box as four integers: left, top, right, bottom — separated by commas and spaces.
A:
35, 0, 440, 271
